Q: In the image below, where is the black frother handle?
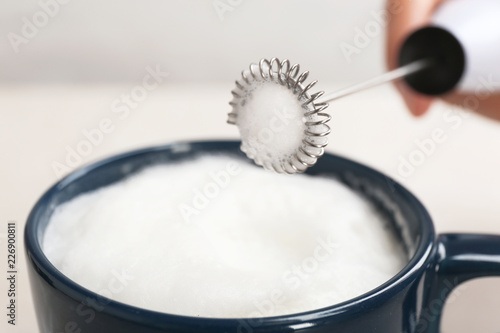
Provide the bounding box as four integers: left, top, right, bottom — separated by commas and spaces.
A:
398, 26, 466, 96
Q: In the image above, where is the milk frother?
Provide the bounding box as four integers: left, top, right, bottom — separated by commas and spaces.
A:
228, 0, 500, 174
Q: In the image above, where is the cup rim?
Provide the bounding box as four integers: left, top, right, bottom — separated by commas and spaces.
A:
25, 139, 436, 330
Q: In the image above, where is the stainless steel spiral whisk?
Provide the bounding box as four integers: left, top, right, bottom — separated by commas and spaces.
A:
227, 57, 428, 174
227, 58, 331, 174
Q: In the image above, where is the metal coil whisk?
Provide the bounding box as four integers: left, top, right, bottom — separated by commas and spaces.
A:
227, 57, 428, 174
227, 58, 332, 174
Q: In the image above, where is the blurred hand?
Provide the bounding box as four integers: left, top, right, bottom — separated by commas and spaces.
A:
386, 0, 500, 120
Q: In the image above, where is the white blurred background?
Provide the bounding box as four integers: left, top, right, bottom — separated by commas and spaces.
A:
0, 0, 385, 83
1, 1, 500, 332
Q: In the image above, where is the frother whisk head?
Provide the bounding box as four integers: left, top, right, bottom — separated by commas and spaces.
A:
227, 58, 331, 174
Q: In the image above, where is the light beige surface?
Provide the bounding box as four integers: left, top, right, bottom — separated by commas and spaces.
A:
1, 83, 500, 332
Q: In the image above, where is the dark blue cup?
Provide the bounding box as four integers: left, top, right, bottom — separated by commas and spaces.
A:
25, 140, 500, 333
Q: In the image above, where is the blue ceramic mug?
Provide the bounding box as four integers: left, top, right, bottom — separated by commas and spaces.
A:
25, 140, 500, 333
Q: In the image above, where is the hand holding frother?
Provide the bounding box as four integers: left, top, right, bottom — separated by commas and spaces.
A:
387, 0, 500, 119
228, 0, 500, 174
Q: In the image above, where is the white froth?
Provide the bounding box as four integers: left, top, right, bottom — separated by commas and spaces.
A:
43, 155, 406, 318
236, 83, 306, 167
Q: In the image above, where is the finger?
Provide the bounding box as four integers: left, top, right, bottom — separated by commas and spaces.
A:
386, 0, 446, 116
395, 81, 433, 116
386, 0, 443, 70
442, 92, 500, 121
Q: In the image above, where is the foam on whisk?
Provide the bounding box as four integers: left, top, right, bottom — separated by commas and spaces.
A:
43, 155, 407, 318
235, 82, 307, 170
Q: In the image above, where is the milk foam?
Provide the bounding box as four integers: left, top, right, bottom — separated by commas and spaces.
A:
43, 155, 406, 318
236, 82, 306, 166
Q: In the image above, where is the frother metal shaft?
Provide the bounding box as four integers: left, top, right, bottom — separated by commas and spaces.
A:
316, 59, 429, 104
